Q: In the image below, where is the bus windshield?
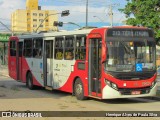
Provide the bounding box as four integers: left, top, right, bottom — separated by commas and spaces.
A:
105, 40, 156, 72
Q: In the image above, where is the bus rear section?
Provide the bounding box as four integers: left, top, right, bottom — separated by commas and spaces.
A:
8, 36, 43, 88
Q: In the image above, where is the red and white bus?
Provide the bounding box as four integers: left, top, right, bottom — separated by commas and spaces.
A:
8, 26, 158, 100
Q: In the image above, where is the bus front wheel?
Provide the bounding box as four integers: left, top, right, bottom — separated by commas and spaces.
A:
26, 72, 34, 90
74, 78, 86, 100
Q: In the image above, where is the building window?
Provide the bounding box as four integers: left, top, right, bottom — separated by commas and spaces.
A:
33, 25, 37, 27
33, 19, 37, 22
27, 24, 30, 27
39, 19, 43, 22
46, 19, 48, 22
64, 37, 74, 60
24, 39, 32, 57
33, 13, 37, 16
39, 13, 43, 16
27, 13, 30, 16
54, 37, 64, 60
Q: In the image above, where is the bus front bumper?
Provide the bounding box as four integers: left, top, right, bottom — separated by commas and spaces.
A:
102, 83, 158, 99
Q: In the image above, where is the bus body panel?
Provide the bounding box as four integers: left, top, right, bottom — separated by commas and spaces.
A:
57, 60, 88, 96
25, 58, 43, 86
8, 56, 17, 80
8, 26, 157, 99
53, 60, 76, 89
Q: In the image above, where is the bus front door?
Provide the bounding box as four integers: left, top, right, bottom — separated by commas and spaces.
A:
88, 37, 102, 98
44, 40, 53, 88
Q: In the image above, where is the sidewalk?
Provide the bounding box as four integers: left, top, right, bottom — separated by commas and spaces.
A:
0, 64, 9, 77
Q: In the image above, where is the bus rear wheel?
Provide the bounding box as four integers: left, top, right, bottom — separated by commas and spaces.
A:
74, 78, 86, 100
26, 72, 34, 90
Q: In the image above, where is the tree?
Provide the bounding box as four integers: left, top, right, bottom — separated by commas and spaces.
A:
119, 0, 160, 40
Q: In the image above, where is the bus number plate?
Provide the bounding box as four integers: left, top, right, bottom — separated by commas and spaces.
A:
131, 91, 141, 95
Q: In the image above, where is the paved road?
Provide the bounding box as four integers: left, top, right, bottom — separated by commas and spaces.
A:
0, 76, 160, 120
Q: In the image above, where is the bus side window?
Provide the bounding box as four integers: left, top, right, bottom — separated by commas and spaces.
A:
24, 39, 32, 57
33, 38, 43, 58
64, 37, 74, 60
75, 36, 86, 60
18, 42, 23, 57
10, 41, 16, 56
54, 37, 64, 60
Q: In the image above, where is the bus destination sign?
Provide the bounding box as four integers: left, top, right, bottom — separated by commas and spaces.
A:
107, 29, 153, 37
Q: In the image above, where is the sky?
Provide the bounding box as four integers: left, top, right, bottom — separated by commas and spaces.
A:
0, 0, 128, 31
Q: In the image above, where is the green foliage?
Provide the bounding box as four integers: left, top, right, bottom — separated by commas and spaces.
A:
119, 0, 160, 39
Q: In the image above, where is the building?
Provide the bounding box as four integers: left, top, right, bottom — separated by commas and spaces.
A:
11, 0, 58, 33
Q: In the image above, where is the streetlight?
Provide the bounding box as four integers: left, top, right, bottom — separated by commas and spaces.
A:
35, 10, 70, 32
93, 16, 104, 22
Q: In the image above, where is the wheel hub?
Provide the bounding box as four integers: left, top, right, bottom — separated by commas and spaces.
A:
76, 84, 82, 95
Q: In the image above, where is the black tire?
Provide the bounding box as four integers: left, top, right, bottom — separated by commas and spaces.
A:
26, 72, 34, 90
74, 78, 86, 100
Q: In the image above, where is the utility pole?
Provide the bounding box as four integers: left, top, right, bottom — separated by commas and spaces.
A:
107, 3, 119, 27
86, 0, 88, 27
108, 5, 113, 27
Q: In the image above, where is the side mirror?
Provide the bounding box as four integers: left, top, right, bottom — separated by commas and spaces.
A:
102, 42, 106, 63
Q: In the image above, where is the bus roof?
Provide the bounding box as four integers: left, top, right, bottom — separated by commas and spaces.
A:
17, 28, 93, 39
13, 25, 151, 39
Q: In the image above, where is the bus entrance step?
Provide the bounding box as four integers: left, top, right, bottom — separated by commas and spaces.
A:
88, 95, 102, 100
45, 86, 53, 91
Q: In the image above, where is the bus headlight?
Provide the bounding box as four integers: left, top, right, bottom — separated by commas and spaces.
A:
105, 79, 111, 86
105, 79, 118, 90
150, 81, 156, 89
111, 83, 118, 90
